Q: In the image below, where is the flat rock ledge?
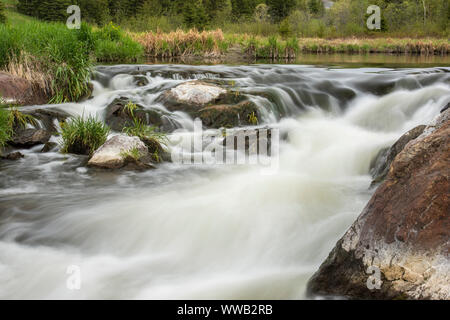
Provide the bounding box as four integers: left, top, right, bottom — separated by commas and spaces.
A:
307, 108, 450, 300
87, 135, 150, 169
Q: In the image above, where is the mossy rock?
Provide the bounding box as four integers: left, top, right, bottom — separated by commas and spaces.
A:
196, 101, 260, 129
105, 97, 164, 132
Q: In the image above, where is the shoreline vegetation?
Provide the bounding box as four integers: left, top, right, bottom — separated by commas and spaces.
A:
0, 0, 449, 106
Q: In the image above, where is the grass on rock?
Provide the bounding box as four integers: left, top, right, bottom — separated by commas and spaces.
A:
61, 115, 110, 156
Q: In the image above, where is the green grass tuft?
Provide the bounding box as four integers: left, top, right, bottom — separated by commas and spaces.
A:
61, 115, 110, 156
0, 107, 13, 151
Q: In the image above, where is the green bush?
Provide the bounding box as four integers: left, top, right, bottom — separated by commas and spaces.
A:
61, 115, 110, 155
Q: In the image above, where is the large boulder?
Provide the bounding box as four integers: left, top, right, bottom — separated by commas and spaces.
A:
370, 125, 426, 186
307, 109, 450, 300
87, 135, 151, 169
0, 72, 49, 106
161, 81, 228, 113
158, 81, 262, 129
9, 128, 51, 148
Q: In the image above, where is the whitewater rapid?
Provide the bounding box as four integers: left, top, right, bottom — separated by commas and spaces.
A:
0, 65, 449, 299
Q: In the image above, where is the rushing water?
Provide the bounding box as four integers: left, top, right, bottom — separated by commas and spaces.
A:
0, 64, 449, 299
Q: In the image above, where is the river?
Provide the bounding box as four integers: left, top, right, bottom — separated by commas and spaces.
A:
0, 63, 449, 299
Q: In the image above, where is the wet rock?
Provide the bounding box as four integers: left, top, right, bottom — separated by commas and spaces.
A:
9, 128, 51, 148
307, 109, 450, 300
163, 81, 226, 110
87, 135, 150, 169
133, 75, 149, 87
40, 142, 58, 153
105, 97, 164, 132
196, 101, 260, 129
0, 72, 49, 106
1, 152, 24, 161
370, 125, 426, 186
19, 105, 70, 133
159, 81, 245, 113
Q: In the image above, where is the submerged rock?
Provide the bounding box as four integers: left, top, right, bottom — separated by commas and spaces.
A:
87, 135, 151, 169
307, 109, 450, 300
9, 128, 51, 148
370, 125, 426, 186
1, 152, 24, 161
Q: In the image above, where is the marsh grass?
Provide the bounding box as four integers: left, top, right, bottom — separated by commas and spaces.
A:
61, 115, 110, 156
134, 29, 227, 57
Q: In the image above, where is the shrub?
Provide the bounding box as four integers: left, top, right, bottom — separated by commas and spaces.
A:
61, 115, 110, 155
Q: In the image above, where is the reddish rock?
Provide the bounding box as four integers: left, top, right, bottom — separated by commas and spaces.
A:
307, 109, 450, 300
0, 72, 49, 106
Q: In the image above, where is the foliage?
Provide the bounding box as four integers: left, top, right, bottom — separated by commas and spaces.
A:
123, 117, 167, 146
0, 107, 13, 150
0, 1, 6, 24
94, 22, 144, 62
60, 115, 110, 155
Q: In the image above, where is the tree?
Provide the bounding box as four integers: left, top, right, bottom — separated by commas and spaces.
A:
183, 1, 209, 30
230, 0, 253, 20
267, 0, 297, 22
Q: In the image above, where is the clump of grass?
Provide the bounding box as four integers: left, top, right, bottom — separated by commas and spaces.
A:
8, 107, 36, 129
61, 115, 110, 156
123, 117, 167, 146
247, 112, 259, 126
120, 146, 143, 162
0, 108, 13, 151
123, 101, 138, 117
